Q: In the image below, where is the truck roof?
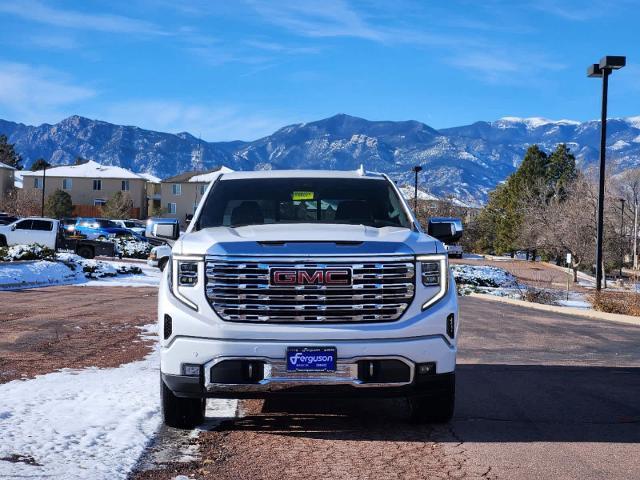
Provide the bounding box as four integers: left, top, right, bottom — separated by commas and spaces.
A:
219, 169, 387, 181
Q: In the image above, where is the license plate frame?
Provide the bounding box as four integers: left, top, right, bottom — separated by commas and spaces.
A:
286, 346, 337, 372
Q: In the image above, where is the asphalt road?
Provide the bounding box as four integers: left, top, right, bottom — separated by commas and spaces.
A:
135, 296, 640, 480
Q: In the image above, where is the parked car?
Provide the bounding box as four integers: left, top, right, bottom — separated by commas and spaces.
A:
150, 169, 460, 429
0, 217, 59, 249
74, 217, 147, 242
111, 219, 146, 236
147, 244, 171, 270
0, 215, 19, 226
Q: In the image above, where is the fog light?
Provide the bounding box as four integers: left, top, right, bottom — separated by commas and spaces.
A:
182, 364, 200, 377
417, 362, 435, 375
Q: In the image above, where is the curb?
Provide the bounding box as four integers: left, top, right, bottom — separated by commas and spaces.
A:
467, 293, 640, 327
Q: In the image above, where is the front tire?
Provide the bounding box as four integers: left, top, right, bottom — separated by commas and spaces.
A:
161, 376, 205, 429
408, 374, 455, 423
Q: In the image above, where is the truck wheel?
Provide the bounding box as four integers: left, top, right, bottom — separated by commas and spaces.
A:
408, 374, 455, 424
161, 376, 205, 429
77, 246, 95, 259
159, 258, 168, 271
0, 235, 6, 247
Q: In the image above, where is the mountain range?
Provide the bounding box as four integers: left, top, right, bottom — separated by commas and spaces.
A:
2, 113, 640, 206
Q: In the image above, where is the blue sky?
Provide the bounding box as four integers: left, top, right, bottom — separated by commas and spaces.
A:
0, 0, 637, 141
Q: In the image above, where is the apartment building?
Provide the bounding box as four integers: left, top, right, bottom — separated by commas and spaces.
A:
0, 161, 15, 202
21, 160, 150, 218
161, 166, 232, 226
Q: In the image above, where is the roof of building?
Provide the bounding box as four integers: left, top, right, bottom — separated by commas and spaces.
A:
0, 161, 16, 170
138, 172, 161, 183
21, 160, 146, 180
219, 169, 386, 181
162, 166, 233, 183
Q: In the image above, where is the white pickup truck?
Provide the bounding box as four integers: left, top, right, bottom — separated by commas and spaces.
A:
0, 217, 59, 249
150, 170, 461, 428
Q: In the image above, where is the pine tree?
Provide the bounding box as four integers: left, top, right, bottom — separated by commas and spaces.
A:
0, 134, 23, 170
30, 158, 51, 171
44, 189, 73, 218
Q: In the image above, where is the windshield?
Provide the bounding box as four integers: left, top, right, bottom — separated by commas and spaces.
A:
198, 177, 411, 229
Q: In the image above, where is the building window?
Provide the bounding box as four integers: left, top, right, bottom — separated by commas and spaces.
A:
172, 184, 182, 196
94, 199, 106, 206
167, 202, 177, 214
93, 179, 102, 191
34, 177, 43, 189
63, 178, 72, 190
121, 180, 130, 191
199, 184, 206, 195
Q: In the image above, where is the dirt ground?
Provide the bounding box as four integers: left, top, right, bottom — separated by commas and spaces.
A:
0, 285, 157, 383
450, 257, 584, 291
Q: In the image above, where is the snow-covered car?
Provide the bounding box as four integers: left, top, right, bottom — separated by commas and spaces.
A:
0, 217, 59, 249
151, 169, 462, 429
112, 219, 146, 236
147, 244, 171, 270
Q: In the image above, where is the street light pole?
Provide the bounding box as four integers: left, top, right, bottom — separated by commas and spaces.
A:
412, 165, 422, 212
40, 164, 47, 217
620, 198, 625, 278
588, 55, 626, 291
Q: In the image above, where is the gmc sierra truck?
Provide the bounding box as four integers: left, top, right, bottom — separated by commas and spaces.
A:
151, 170, 461, 429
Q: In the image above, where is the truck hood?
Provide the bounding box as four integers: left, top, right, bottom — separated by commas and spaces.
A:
173, 223, 442, 257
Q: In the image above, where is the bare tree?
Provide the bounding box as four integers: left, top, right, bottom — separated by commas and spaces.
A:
0, 188, 42, 216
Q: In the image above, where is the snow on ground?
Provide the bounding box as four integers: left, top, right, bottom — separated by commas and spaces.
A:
0, 325, 237, 480
452, 264, 518, 288
0, 255, 161, 290
0, 260, 83, 290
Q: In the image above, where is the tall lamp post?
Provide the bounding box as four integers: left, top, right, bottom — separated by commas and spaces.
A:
412, 165, 422, 212
587, 55, 626, 291
620, 198, 625, 278
40, 164, 47, 217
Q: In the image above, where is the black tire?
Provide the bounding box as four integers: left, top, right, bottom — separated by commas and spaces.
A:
0, 235, 6, 247
158, 258, 168, 271
77, 245, 95, 259
97, 235, 107, 241
408, 374, 455, 424
161, 376, 205, 429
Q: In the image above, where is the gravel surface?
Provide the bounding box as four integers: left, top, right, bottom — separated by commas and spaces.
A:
0, 285, 157, 383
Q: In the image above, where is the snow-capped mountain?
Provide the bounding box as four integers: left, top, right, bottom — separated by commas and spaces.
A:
2, 113, 640, 206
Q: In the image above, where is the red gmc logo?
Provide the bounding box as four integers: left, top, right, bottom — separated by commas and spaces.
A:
269, 268, 352, 286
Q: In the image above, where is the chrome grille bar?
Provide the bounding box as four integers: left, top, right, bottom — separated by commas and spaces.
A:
205, 259, 415, 323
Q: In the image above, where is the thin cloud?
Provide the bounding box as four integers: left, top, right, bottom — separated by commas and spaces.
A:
99, 100, 292, 141
0, 0, 166, 35
0, 62, 95, 125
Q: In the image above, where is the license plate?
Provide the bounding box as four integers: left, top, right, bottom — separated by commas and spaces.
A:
286, 347, 337, 372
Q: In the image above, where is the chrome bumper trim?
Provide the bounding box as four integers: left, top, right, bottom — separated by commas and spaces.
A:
203, 355, 415, 392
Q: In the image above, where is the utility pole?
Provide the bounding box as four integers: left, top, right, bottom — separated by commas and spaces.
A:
412, 165, 422, 212
40, 164, 47, 217
634, 201, 638, 270
620, 198, 625, 278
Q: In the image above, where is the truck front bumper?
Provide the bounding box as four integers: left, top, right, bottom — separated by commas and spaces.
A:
161, 334, 455, 399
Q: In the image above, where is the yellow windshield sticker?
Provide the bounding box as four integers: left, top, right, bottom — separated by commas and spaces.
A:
292, 191, 315, 201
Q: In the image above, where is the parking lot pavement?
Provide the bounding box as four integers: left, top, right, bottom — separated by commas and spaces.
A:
134, 296, 640, 480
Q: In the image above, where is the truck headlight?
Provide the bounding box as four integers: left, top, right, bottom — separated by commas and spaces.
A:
169, 255, 202, 311
417, 254, 448, 310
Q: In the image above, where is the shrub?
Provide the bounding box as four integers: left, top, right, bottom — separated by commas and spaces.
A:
589, 291, 640, 316
0, 244, 56, 261
113, 237, 152, 259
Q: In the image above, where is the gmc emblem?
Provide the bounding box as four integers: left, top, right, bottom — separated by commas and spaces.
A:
269, 268, 352, 286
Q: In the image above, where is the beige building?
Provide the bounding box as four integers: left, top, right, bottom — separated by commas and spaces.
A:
0, 161, 15, 203
161, 166, 232, 227
21, 160, 151, 218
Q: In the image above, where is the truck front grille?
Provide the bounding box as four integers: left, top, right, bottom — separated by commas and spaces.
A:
205, 259, 415, 323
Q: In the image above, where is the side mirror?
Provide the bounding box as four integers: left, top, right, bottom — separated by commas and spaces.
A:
428, 221, 462, 244
152, 222, 179, 240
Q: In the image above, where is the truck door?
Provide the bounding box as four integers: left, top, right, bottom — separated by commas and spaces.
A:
11, 219, 33, 245
30, 219, 56, 248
